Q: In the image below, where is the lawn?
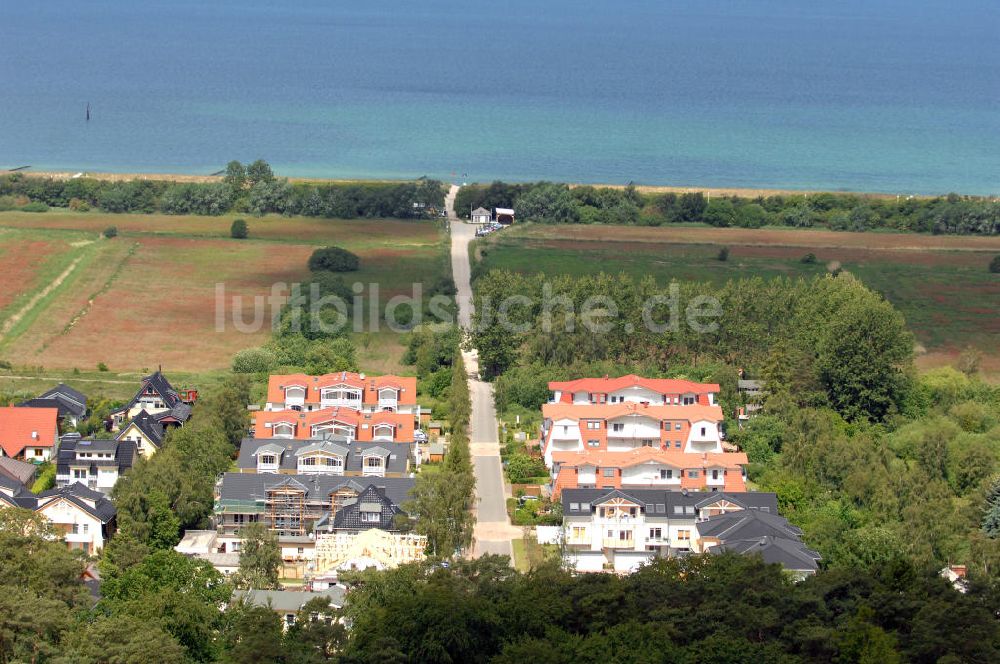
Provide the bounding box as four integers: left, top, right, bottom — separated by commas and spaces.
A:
474, 223, 1000, 377
0, 210, 448, 374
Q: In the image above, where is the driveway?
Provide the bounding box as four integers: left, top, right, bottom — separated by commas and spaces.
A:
446, 185, 520, 560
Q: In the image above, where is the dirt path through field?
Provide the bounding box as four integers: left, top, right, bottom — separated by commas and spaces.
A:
0, 255, 83, 339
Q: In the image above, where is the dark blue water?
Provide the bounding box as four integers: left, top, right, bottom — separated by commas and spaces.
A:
2, 0, 998, 193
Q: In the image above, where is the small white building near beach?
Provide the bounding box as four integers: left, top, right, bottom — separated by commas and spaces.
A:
471, 207, 491, 224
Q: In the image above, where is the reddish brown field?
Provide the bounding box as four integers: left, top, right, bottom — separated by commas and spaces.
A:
0, 213, 444, 372
0, 235, 70, 311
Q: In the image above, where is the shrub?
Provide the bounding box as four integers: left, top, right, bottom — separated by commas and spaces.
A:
103, 226, 118, 239
0, 196, 17, 211
506, 453, 547, 483
231, 347, 276, 374
97, 362, 109, 372
308, 246, 360, 272
31, 463, 56, 493
801, 252, 817, 264
68, 197, 90, 212
0, 359, 11, 370
21, 201, 49, 213
230, 218, 249, 239
990, 255, 1000, 273
717, 247, 730, 262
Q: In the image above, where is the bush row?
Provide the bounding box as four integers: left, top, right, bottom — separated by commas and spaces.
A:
457, 181, 1000, 235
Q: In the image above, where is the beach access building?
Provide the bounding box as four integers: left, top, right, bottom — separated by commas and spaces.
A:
471, 207, 491, 224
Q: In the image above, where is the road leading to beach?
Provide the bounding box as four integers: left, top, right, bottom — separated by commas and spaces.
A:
446, 185, 520, 560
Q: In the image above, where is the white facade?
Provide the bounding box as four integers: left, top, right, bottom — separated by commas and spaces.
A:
36, 496, 108, 553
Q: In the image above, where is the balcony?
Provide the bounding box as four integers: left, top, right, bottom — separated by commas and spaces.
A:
602, 537, 635, 549
362, 466, 385, 477
320, 397, 362, 410
377, 398, 398, 411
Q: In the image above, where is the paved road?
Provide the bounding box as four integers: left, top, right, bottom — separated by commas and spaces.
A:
446, 185, 520, 560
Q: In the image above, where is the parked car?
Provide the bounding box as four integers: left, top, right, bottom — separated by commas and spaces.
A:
414, 429, 429, 443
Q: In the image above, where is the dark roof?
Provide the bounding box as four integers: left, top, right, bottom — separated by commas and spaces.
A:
33, 483, 117, 523
696, 508, 803, 541
711, 535, 821, 572
57, 437, 138, 477
41, 384, 88, 417
154, 403, 192, 424
232, 587, 346, 611
217, 472, 414, 510
0, 456, 38, 485
118, 410, 165, 447
560, 489, 778, 516
238, 438, 411, 475
18, 398, 79, 421
144, 371, 180, 408
331, 484, 403, 530
0, 472, 28, 496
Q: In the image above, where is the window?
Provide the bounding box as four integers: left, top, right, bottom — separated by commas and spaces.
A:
688, 470, 699, 479
700, 427, 706, 437
649, 527, 662, 540
260, 454, 276, 465
324, 457, 341, 467
602, 468, 615, 477
683, 396, 696, 405
587, 440, 600, 448
685, 506, 695, 515
362, 511, 380, 523
366, 456, 383, 467
74, 469, 86, 479
612, 423, 624, 433
655, 503, 665, 513
233, 514, 246, 524
569, 502, 580, 511
677, 529, 691, 541
571, 526, 587, 540
673, 506, 684, 514
82, 524, 88, 534
660, 469, 673, 480
674, 423, 682, 431
675, 440, 682, 448
71, 524, 80, 534
642, 439, 654, 447
285, 614, 296, 627
711, 469, 719, 480
301, 456, 317, 466
587, 420, 600, 430
34, 449, 43, 457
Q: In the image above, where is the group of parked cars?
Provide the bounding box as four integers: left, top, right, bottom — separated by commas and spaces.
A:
475, 222, 504, 237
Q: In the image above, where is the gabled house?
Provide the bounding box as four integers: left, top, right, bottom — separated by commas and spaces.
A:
697, 509, 821, 579
548, 375, 719, 407
252, 408, 415, 443
55, 434, 138, 494
0, 482, 116, 554
541, 402, 729, 466
265, 372, 419, 415
115, 410, 166, 459
561, 488, 778, 573
231, 588, 345, 630
238, 437, 414, 478
111, 370, 193, 429
470, 207, 492, 224
325, 484, 403, 532
0, 456, 38, 487
550, 446, 747, 496
18, 383, 88, 427
0, 406, 60, 462
214, 472, 414, 539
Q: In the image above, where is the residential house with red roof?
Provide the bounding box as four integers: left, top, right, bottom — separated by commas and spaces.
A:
548, 375, 718, 407
252, 408, 415, 443
0, 406, 60, 462
265, 372, 418, 415
540, 377, 747, 497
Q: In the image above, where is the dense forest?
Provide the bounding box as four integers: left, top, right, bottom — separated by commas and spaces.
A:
0, 161, 445, 219
473, 270, 1000, 576
456, 181, 1000, 235
4, 520, 999, 663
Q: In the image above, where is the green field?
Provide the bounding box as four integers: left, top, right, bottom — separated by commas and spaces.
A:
473, 223, 1000, 377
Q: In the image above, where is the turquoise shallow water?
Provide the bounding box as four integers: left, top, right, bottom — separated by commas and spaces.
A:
1, 0, 998, 194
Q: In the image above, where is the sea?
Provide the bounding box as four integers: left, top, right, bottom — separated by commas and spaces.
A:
1, 0, 998, 194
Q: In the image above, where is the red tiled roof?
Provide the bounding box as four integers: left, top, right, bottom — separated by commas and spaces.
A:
266, 372, 417, 406
551, 447, 747, 470
549, 375, 719, 397
252, 408, 413, 440
542, 402, 723, 423
0, 407, 59, 457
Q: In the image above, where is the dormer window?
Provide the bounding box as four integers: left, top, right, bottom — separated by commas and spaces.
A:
273, 423, 295, 438
372, 424, 394, 441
